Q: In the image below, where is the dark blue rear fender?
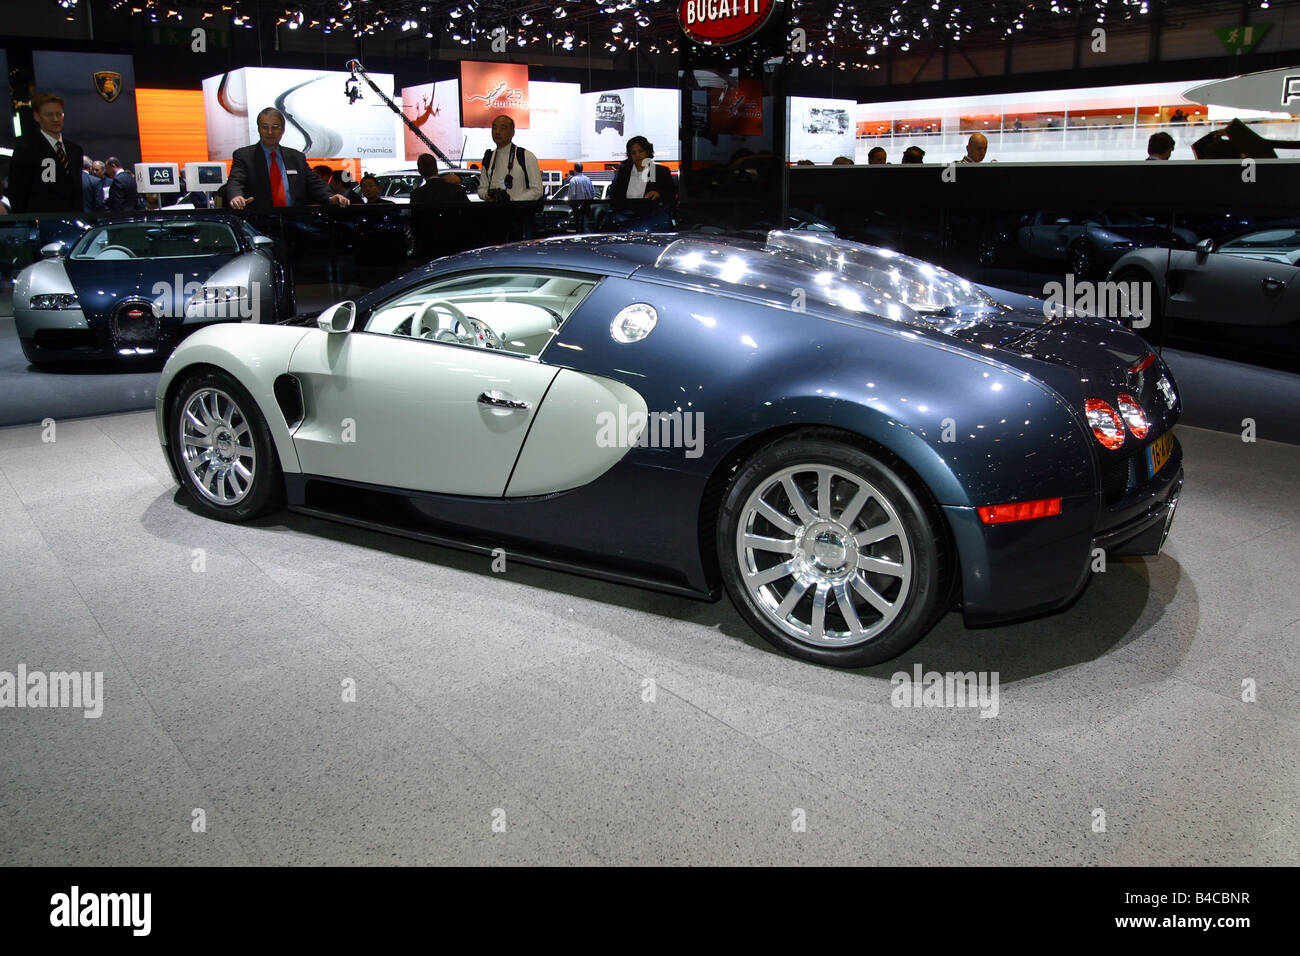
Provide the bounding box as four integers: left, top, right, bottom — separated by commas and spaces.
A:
550, 276, 1096, 509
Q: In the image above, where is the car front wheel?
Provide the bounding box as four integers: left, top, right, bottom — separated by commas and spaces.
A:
718, 434, 950, 667
167, 369, 283, 522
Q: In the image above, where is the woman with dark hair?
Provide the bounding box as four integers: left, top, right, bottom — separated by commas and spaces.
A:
610, 135, 677, 210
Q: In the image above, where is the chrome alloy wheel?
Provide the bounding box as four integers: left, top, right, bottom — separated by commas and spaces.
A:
178, 388, 258, 505
735, 464, 913, 648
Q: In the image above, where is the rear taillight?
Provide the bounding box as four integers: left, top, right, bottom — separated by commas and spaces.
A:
1085, 398, 1125, 450
977, 498, 1063, 524
1116, 392, 1149, 439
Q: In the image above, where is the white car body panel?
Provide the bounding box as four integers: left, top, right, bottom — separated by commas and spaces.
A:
156, 324, 313, 472
506, 368, 647, 497
180, 255, 274, 325
286, 330, 558, 496
12, 259, 90, 338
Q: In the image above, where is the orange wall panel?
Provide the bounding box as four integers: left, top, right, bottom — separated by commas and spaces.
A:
136, 89, 209, 166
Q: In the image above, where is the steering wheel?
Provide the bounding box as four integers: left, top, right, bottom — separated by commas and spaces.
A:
414, 299, 471, 344
97, 245, 136, 260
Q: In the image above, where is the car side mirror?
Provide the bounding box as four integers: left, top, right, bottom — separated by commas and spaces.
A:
317, 300, 356, 333
40, 241, 68, 259
251, 235, 275, 249
1195, 238, 1214, 256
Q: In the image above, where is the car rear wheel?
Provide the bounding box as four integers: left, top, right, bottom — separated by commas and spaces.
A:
167, 369, 283, 522
717, 434, 950, 667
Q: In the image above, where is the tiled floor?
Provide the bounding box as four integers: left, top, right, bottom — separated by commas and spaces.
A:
0, 413, 1295, 865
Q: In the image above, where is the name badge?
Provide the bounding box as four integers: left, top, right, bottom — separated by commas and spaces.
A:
286, 169, 298, 175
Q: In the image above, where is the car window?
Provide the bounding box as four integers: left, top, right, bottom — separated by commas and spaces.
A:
364, 270, 599, 358
72, 221, 241, 259
1219, 227, 1300, 265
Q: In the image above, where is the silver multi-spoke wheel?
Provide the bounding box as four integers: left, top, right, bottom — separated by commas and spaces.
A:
178, 387, 257, 506
736, 464, 912, 649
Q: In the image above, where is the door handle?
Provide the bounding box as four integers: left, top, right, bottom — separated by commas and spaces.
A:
477, 390, 530, 410
1261, 277, 1285, 295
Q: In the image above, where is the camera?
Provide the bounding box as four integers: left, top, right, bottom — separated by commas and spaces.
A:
488, 188, 511, 202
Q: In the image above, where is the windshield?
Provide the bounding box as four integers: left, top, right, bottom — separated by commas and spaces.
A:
654, 238, 919, 323
71, 221, 241, 260
764, 231, 995, 314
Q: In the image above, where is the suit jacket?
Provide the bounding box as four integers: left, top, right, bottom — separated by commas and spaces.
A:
6, 134, 84, 213
106, 170, 140, 211
610, 159, 677, 209
81, 171, 106, 212
226, 143, 336, 208
409, 178, 469, 206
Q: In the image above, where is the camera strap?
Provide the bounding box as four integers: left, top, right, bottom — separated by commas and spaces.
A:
487, 144, 529, 190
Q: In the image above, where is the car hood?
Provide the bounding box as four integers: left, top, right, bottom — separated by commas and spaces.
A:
64, 255, 236, 321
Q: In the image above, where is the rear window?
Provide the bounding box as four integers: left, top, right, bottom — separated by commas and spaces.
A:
652, 238, 917, 322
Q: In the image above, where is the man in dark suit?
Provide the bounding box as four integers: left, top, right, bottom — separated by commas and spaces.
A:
5, 93, 84, 213
104, 157, 141, 211
408, 153, 469, 206
225, 107, 349, 210
81, 157, 105, 212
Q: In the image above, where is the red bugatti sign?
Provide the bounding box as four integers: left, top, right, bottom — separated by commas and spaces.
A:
679, 0, 779, 46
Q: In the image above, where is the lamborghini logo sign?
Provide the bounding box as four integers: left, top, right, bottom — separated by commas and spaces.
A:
94, 71, 123, 103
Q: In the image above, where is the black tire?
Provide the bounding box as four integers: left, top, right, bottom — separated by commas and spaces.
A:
1068, 238, 1096, 280
167, 369, 283, 522
717, 433, 951, 667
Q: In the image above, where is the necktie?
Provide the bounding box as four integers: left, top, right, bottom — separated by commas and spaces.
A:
55, 141, 69, 175
269, 150, 286, 207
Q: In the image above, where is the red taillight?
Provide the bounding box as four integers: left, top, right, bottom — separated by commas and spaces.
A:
978, 498, 1062, 524
1116, 392, 1149, 439
1128, 352, 1154, 374
1085, 398, 1125, 450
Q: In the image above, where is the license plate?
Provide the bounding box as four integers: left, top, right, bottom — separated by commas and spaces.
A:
1147, 432, 1174, 478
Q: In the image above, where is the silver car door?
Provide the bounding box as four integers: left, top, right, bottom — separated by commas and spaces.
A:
1169, 231, 1298, 326
288, 329, 558, 496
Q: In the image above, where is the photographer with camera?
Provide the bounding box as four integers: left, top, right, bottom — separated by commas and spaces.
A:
478, 115, 543, 203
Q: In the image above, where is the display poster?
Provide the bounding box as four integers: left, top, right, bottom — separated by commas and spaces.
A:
459, 61, 530, 129
787, 96, 857, 163
32, 51, 141, 164
580, 88, 680, 163
710, 77, 763, 135
202, 67, 401, 161
402, 80, 580, 164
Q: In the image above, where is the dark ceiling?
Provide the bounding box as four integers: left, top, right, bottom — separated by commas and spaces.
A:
92, 0, 1274, 60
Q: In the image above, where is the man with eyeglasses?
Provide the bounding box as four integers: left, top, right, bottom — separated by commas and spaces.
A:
224, 107, 348, 210
6, 93, 84, 213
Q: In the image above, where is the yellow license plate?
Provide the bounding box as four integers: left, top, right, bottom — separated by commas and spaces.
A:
1147, 432, 1174, 478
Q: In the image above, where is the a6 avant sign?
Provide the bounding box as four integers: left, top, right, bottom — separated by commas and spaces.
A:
680, 0, 780, 46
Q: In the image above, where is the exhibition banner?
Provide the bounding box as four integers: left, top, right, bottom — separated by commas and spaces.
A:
403, 80, 580, 164
32, 51, 141, 165
710, 77, 763, 135
202, 68, 401, 161
459, 61, 530, 129
580, 88, 680, 163
787, 96, 857, 163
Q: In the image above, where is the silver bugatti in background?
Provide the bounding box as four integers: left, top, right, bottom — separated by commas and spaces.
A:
13, 215, 291, 365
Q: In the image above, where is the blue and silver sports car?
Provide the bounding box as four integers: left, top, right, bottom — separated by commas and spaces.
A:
14, 214, 291, 365
155, 231, 1183, 667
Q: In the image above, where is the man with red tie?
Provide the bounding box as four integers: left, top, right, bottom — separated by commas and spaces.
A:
225, 107, 348, 210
